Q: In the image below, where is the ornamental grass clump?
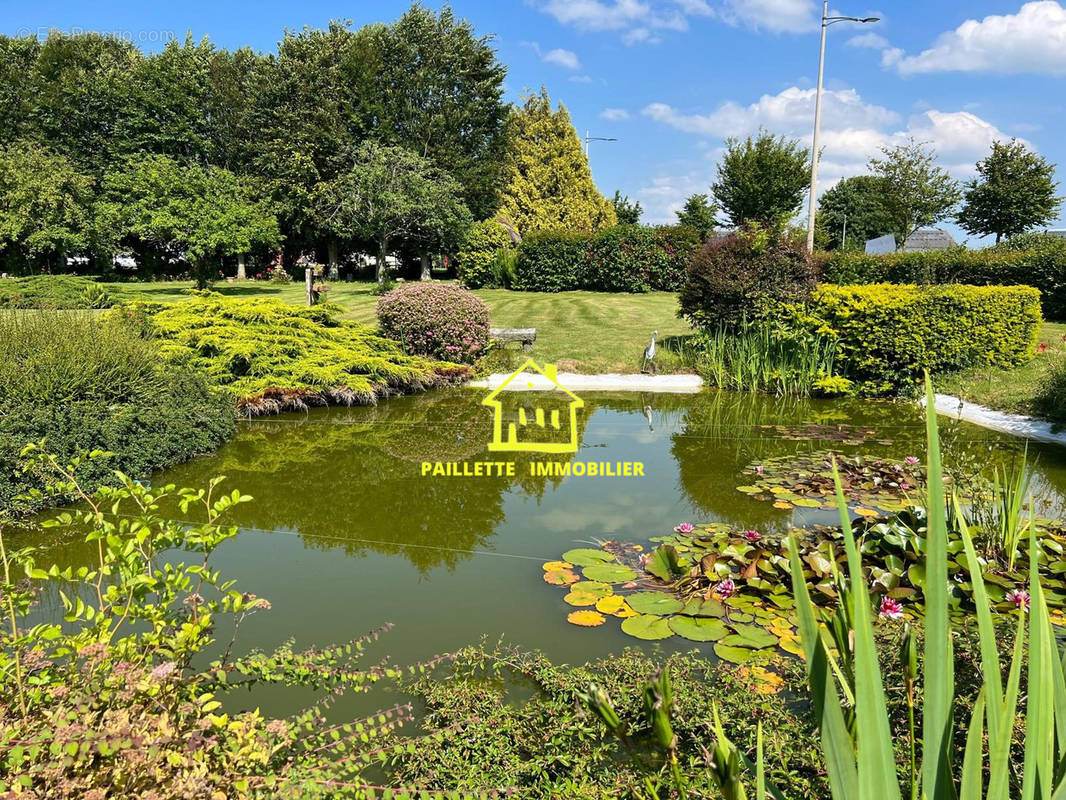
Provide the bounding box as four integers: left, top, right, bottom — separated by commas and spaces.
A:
115, 292, 472, 415
376, 282, 490, 364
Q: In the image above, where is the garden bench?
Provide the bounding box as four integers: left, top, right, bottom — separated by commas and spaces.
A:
490, 327, 537, 352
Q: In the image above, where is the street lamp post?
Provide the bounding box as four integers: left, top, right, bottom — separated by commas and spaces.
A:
805, 4, 879, 253
585, 129, 618, 159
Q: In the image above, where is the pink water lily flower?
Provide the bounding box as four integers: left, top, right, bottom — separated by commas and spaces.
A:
741, 530, 761, 542
674, 522, 695, 533
1006, 589, 1031, 611
715, 578, 737, 599
904, 456, 920, 466
879, 597, 904, 620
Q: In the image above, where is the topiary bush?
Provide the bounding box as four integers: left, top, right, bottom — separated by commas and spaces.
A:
376, 282, 490, 364
456, 220, 514, 289
820, 238, 1066, 320
678, 227, 816, 329
0, 274, 113, 309
795, 283, 1042, 394
512, 230, 592, 292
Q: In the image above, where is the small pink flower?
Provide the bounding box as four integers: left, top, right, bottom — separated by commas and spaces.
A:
674, 522, 694, 533
879, 596, 904, 620
151, 662, 177, 680
900, 482, 911, 491
640, 553, 649, 566
715, 578, 737, 599
1006, 589, 1030, 611
741, 530, 761, 542
754, 465, 764, 475
904, 456, 919, 466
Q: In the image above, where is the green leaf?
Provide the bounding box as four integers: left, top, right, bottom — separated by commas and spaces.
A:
668, 616, 728, 642
713, 644, 760, 664
582, 564, 638, 583
620, 614, 674, 640
624, 592, 683, 615
644, 544, 682, 582
562, 548, 616, 567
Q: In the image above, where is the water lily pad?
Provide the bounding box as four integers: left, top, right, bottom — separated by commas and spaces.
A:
596, 595, 637, 617
668, 616, 728, 641
792, 498, 822, 508
542, 560, 573, 572
682, 596, 726, 618
714, 644, 760, 664
721, 625, 778, 649
779, 635, 806, 658
567, 610, 606, 627
571, 581, 613, 598
564, 591, 600, 606
737, 485, 765, 494
620, 614, 674, 640
543, 569, 580, 586
625, 592, 684, 615
582, 564, 638, 583
562, 548, 617, 567
772, 501, 794, 510
854, 507, 879, 517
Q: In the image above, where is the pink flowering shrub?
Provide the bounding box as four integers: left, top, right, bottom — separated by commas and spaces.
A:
376, 282, 490, 364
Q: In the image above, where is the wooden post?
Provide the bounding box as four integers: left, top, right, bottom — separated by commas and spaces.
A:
305, 267, 313, 306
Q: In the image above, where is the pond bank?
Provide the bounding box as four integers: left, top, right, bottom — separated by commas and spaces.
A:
925, 392, 1066, 447
468, 372, 704, 393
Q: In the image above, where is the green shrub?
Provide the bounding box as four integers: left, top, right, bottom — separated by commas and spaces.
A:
512, 230, 592, 292
649, 224, 701, 291
583, 224, 700, 293
456, 220, 514, 288
0, 275, 112, 309
376, 282, 490, 364
678, 227, 816, 329
114, 292, 472, 414
799, 283, 1041, 393
821, 240, 1066, 319
0, 312, 233, 513
1034, 354, 1066, 422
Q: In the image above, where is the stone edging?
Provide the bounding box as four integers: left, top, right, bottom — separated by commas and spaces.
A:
466, 372, 704, 393
923, 393, 1066, 447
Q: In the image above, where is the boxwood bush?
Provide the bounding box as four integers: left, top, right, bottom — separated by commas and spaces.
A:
799, 283, 1042, 394
456, 220, 514, 289
584, 225, 700, 292
377, 282, 490, 364
0, 312, 234, 514
821, 237, 1066, 319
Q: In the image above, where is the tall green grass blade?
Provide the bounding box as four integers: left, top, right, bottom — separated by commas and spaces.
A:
788, 534, 858, 800
922, 374, 955, 800
831, 461, 900, 800
959, 691, 986, 800
756, 723, 766, 800
988, 611, 1026, 800
1023, 527, 1056, 800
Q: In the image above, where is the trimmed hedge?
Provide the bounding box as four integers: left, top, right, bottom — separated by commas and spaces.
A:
798, 283, 1042, 393
512, 225, 700, 293
820, 240, 1066, 319
512, 230, 591, 292
456, 220, 514, 289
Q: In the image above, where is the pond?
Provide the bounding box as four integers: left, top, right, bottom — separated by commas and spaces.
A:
17, 387, 1066, 714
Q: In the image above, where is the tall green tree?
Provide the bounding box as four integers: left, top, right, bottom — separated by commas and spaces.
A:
815, 175, 894, 250
102, 155, 281, 287
367, 4, 509, 221
315, 141, 471, 283
498, 89, 616, 235
711, 130, 810, 228
611, 191, 643, 225
868, 139, 961, 249
675, 193, 718, 240
0, 140, 96, 273
0, 36, 42, 147
957, 139, 1062, 243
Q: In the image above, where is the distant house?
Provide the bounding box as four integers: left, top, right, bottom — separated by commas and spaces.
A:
865, 228, 957, 254
1045, 229, 1066, 239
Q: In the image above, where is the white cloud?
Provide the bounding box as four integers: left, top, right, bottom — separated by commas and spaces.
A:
542, 47, 581, 69
643, 85, 1021, 183
636, 171, 714, 224
535, 0, 697, 44
719, 0, 818, 33
569, 74, 595, 83
600, 107, 631, 121
891, 1, 1066, 75
847, 32, 890, 49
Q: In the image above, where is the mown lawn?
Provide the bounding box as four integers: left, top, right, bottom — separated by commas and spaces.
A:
104, 280, 695, 374
937, 321, 1065, 415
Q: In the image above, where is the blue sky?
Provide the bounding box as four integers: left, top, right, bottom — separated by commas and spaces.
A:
4, 0, 1066, 241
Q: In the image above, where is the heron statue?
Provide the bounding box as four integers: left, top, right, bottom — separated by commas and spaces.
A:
641, 330, 658, 374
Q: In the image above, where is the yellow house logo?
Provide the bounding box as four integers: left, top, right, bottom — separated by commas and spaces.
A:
482, 360, 584, 454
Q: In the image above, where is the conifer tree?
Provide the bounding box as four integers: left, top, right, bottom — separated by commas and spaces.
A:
498, 89, 616, 235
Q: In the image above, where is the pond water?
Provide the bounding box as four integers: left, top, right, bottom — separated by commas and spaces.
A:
17, 387, 1066, 715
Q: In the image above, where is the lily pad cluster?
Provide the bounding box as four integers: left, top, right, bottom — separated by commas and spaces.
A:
542, 546, 802, 663
737, 452, 929, 515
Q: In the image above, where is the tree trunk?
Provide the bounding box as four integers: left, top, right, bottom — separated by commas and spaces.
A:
377, 239, 388, 284
327, 238, 340, 281
420, 252, 432, 281
195, 259, 209, 290
237, 253, 247, 280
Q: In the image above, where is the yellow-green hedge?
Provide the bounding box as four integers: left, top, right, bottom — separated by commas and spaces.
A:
802, 283, 1042, 393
